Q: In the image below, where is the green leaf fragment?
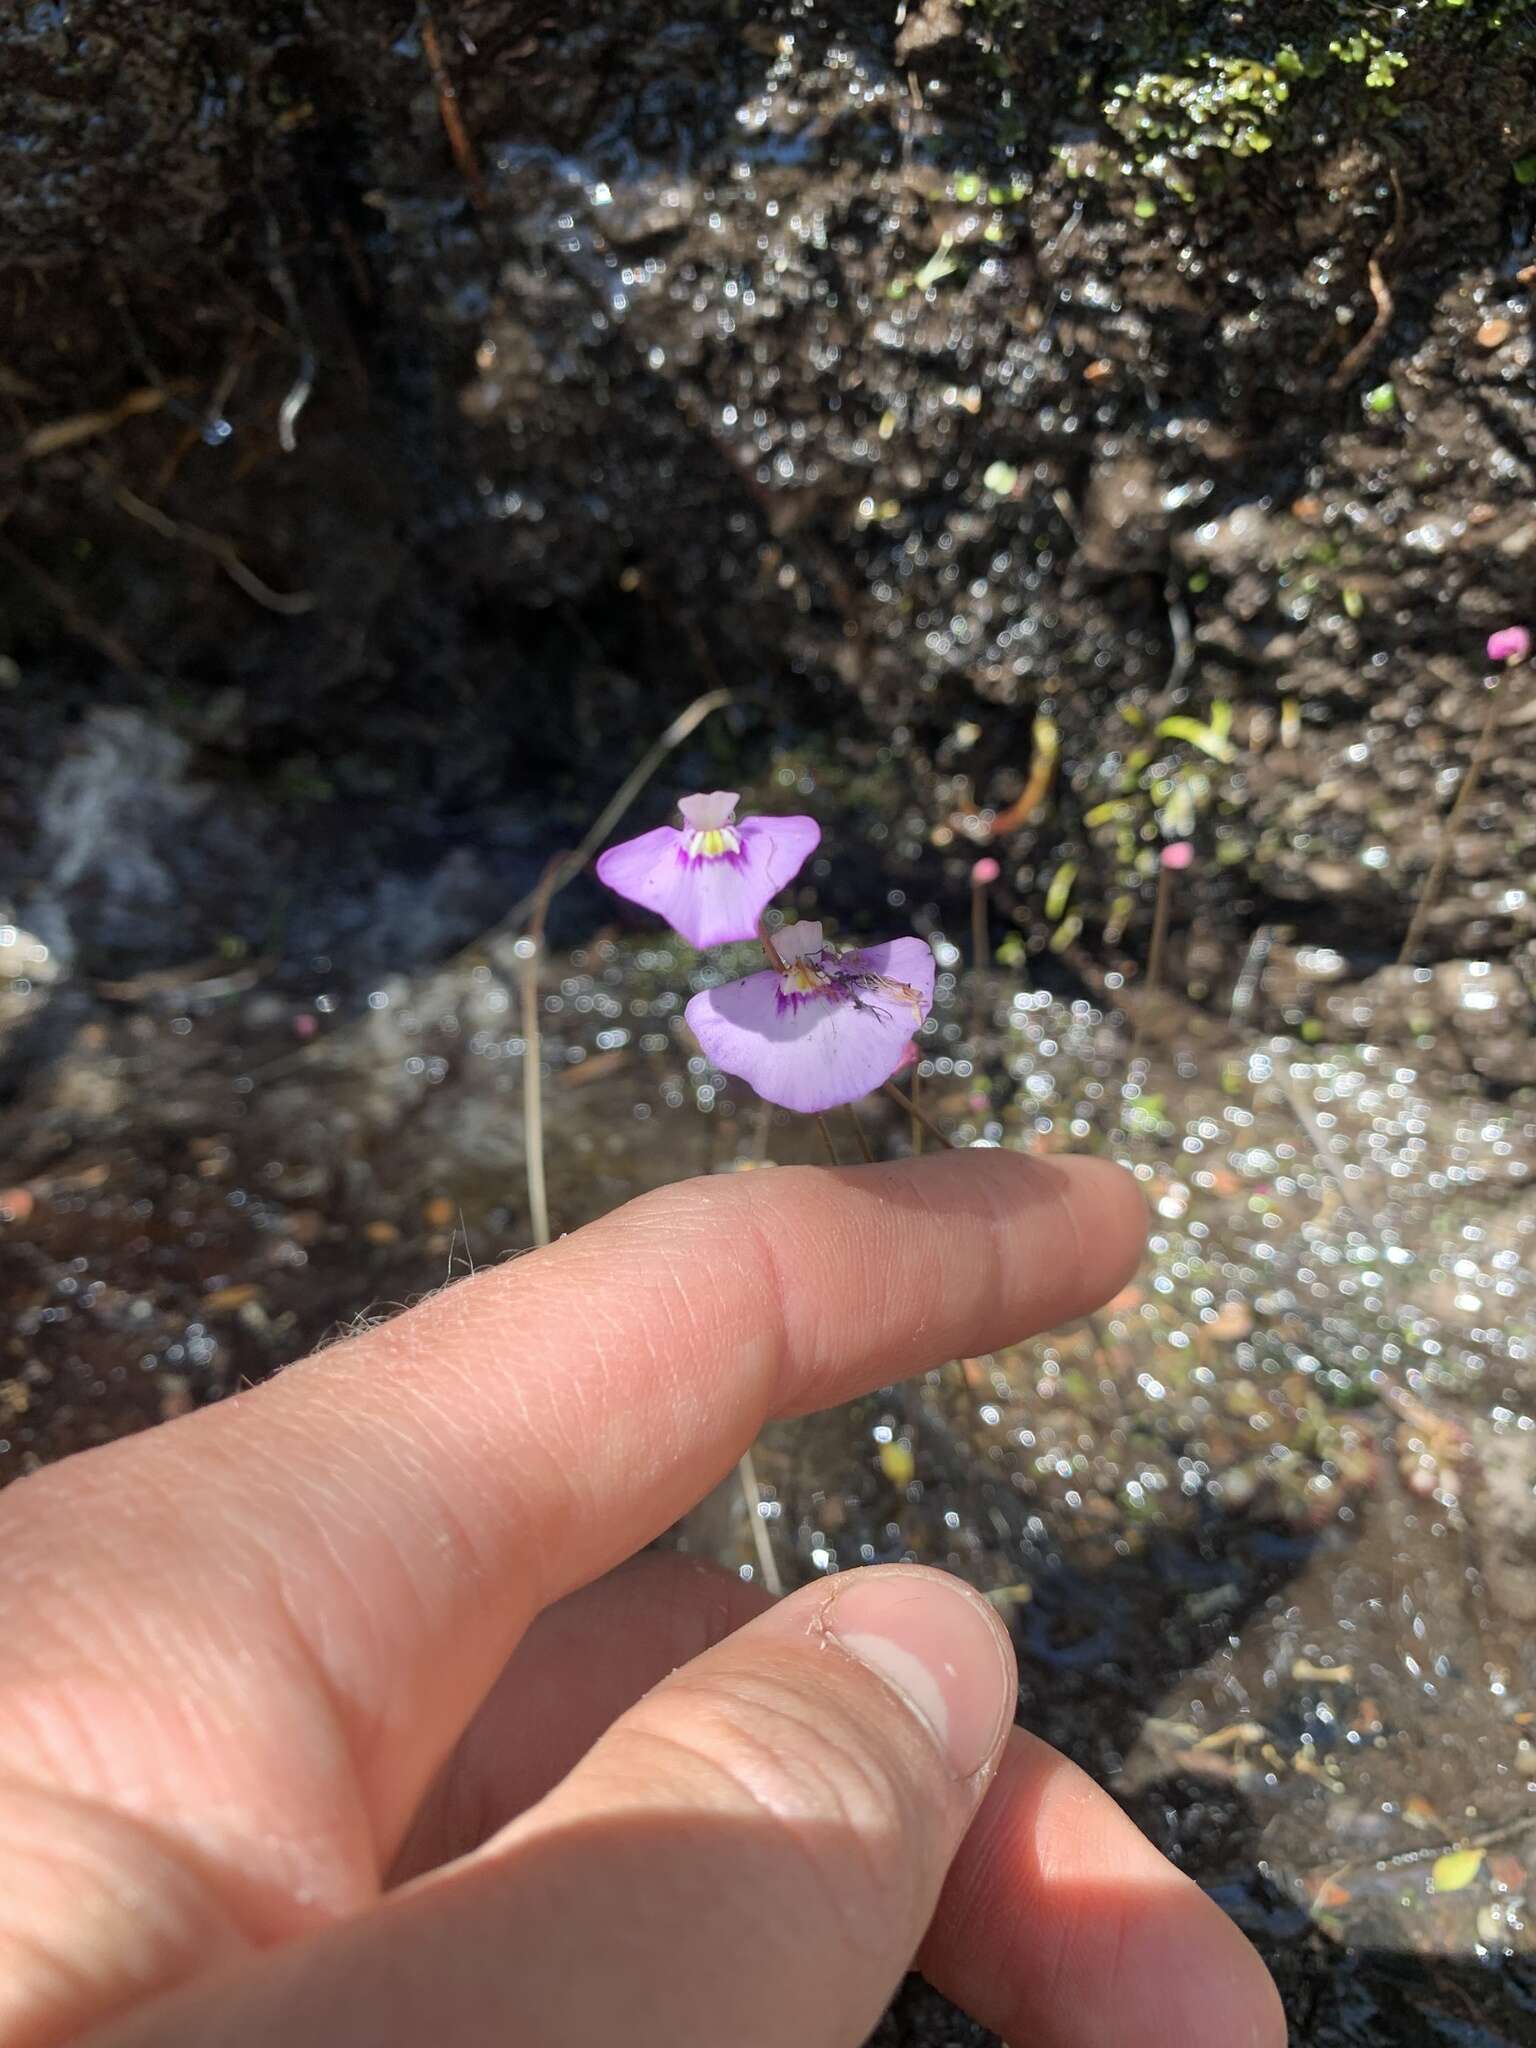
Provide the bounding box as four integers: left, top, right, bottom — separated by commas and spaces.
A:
1156, 715, 1237, 764
1430, 1848, 1485, 1895
1044, 862, 1077, 923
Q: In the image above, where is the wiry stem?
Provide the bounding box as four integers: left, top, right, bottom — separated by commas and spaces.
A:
511, 687, 735, 1249
519, 858, 566, 1250
1398, 672, 1508, 967
970, 877, 990, 975
520, 956, 549, 1247
815, 1113, 842, 1166
1146, 863, 1174, 992
846, 1103, 876, 1164
737, 1445, 783, 1597
882, 1078, 955, 1151
500, 687, 733, 940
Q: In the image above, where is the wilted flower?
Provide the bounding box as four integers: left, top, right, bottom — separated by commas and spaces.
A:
596, 792, 819, 949
1487, 625, 1531, 666
685, 920, 935, 1113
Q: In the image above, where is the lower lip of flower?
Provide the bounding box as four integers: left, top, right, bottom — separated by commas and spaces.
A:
682, 826, 744, 863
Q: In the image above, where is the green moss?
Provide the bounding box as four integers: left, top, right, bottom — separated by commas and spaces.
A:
978, 0, 1536, 188
1105, 51, 1295, 169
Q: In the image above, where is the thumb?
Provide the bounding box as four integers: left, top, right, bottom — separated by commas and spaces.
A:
490, 1561, 1016, 2047
92, 1566, 1014, 2048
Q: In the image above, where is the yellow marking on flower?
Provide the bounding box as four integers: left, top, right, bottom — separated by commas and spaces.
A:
686, 825, 742, 859
781, 958, 829, 996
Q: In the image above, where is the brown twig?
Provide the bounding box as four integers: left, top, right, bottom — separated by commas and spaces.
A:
1329, 167, 1404, 393
421, 10, 487, 212
987, 714, 1060, 837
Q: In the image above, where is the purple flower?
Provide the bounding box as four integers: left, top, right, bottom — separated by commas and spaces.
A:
595, 791, 820, 950
1487, 625, 1531, 665
685, 920, 936, 1113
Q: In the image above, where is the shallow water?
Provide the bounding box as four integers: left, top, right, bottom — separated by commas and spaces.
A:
3, 915, 1532, 2042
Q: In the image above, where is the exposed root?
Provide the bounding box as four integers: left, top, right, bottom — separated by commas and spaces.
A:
1329, 167, 1404, 393
107, 476, 316, 615
422, 9, 487, 213
10, 387, 167, 466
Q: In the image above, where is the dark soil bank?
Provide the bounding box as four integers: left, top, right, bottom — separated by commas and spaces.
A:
4, 2, 1535, 985
4, 5, 1536, 2045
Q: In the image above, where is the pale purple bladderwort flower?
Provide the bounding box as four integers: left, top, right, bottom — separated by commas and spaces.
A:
595, 791, 819, 950
686, 919, 936, 1113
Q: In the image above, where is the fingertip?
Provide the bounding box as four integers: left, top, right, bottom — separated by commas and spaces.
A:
924, 1729, 1284, 2048
1047, 1151, 1149, 1294
770, 1564, 1017, 1785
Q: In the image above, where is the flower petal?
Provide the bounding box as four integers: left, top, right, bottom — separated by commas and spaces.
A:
740, 815, 821, 896
595, 814, 821, 949
677, 791, 740, 831
685, 935, 935, 1113
594, 826, 692, 924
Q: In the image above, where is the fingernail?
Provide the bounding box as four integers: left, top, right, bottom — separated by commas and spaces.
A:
820, 1569, 1014, 1780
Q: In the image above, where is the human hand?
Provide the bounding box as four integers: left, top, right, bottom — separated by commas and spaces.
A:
0, 1151, 1282, 2048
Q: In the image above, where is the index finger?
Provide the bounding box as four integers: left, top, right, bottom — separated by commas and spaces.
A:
5, 1152, 1143, 1851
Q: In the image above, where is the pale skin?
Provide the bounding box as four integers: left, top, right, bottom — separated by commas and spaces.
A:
0, 1150, 1284, 2048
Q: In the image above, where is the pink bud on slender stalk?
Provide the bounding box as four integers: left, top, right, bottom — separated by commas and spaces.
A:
1148, 843, 1193, 990
970, 856, 1000, 973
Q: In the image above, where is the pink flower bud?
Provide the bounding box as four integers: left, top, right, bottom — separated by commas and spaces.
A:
1160, 841, 1194, 872
970, 856, 1001, 886
1486, 625, 1531, 665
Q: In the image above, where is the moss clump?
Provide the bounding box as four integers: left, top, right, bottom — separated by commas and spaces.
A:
1105, 50, 1297, 173
977, 0, 1536, 189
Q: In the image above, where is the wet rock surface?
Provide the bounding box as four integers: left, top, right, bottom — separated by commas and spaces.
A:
3, 3, 1535, 983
